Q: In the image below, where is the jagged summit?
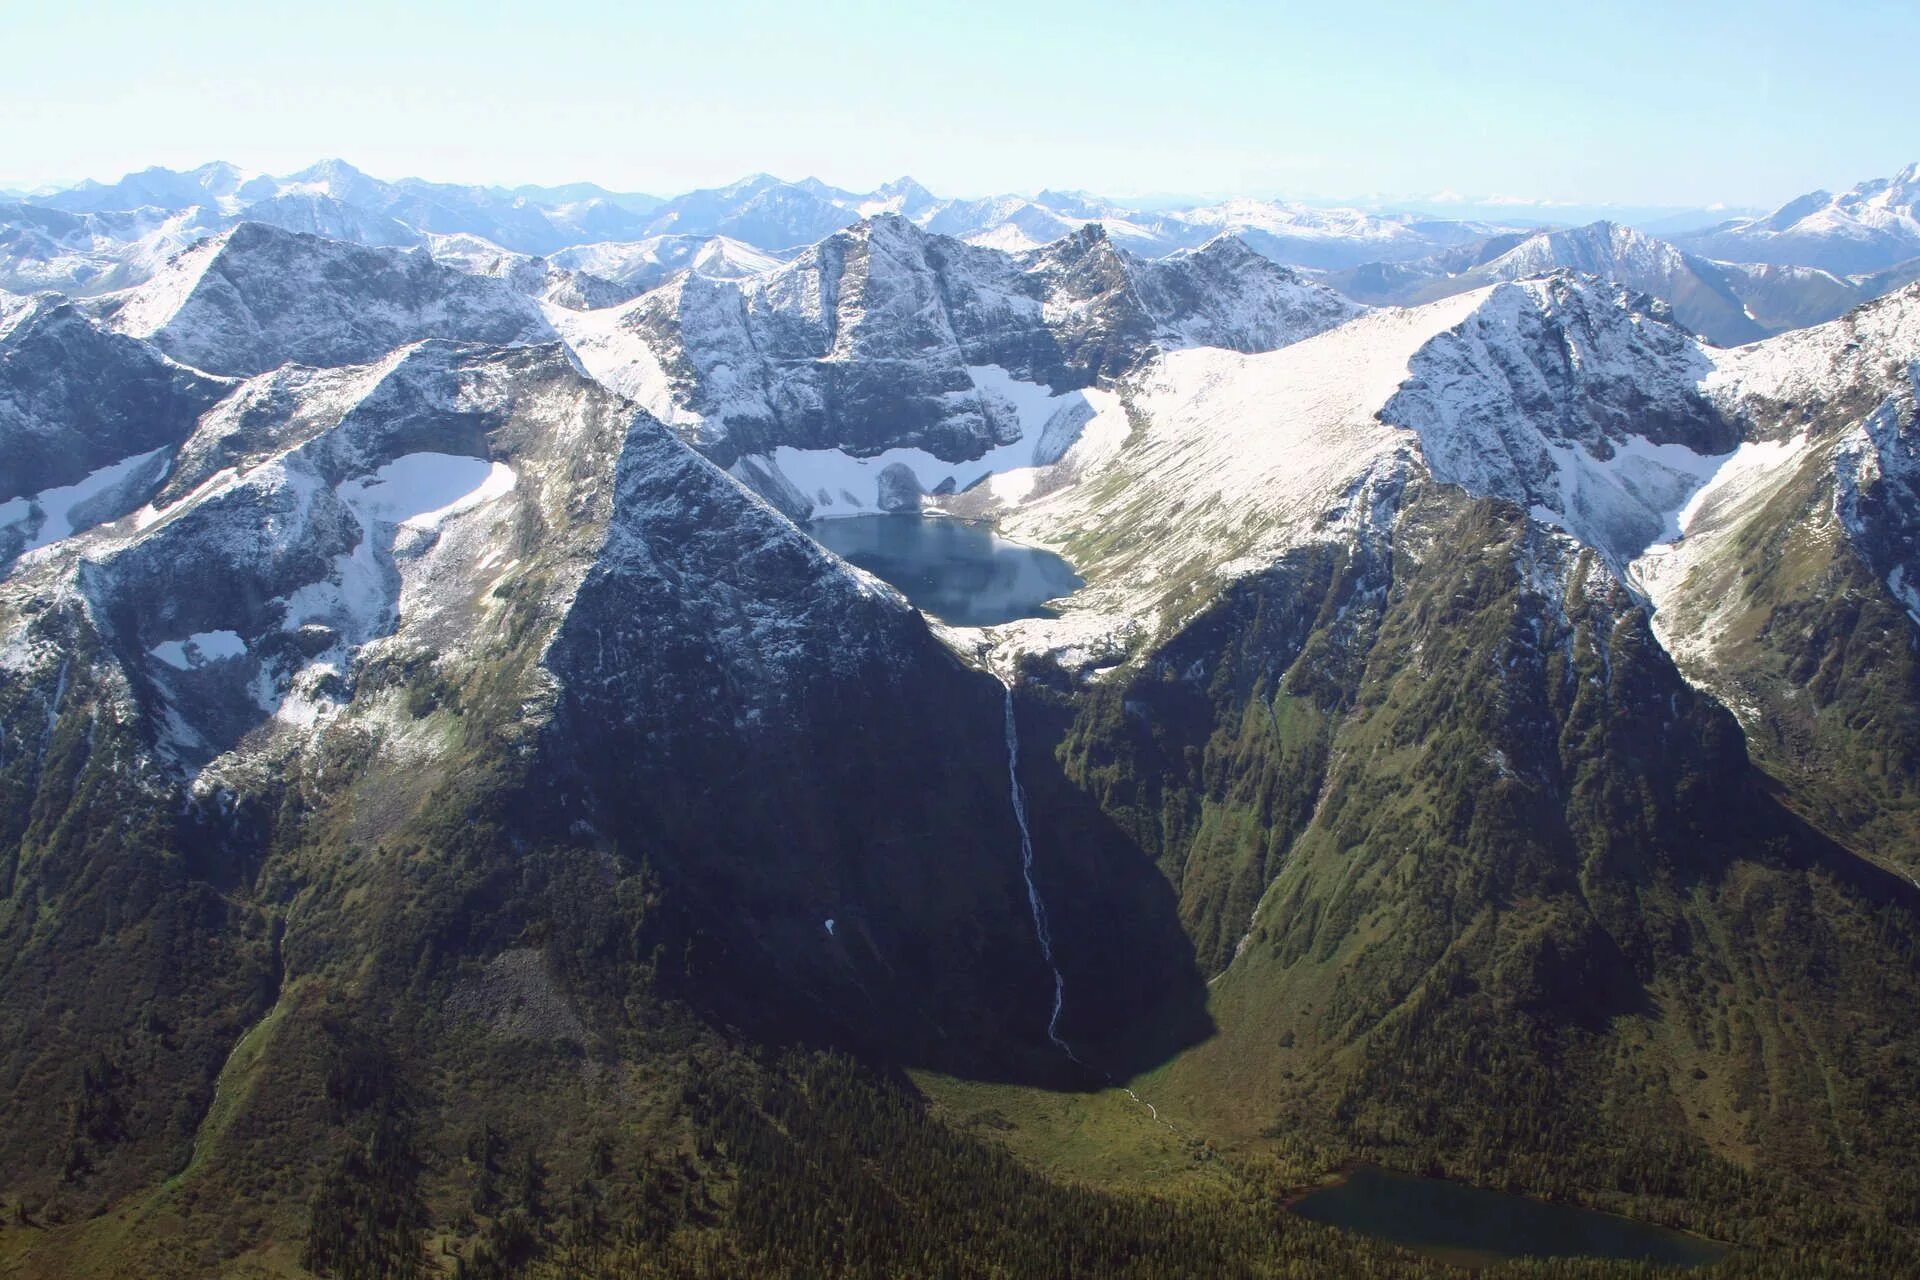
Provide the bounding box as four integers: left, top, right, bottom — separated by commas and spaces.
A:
551, 210, 1363, 512
97, 220, 553, 376
1383, 274, 1728, 563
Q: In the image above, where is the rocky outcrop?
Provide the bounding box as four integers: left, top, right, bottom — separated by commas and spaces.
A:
0, 293, 229, 501
609, 215, 1362, 468
97, 221, 554, 376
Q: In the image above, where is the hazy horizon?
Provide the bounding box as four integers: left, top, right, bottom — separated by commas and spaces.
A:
7, 0, 1918, 213
0, 155, 1797, 218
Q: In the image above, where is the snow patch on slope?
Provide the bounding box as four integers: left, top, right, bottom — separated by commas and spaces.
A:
341, 453, 517, 532
544, 295, 696, 426
743, 365, 1127, 517
1524, 433, 1732, 548
268, 452, 516, 726
984, 289, 1493, 664
0, 445, 172, 554
279, 453, 515, 639
1629, 436, 1814, 665
151, 629, 247, 670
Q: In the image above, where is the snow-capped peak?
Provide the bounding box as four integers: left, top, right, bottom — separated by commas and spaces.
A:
1679, 163, 1920, 273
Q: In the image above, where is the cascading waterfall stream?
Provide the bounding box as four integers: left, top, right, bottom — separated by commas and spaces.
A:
1001, 679, 1184, 1136
1002, 683, 1078, 1060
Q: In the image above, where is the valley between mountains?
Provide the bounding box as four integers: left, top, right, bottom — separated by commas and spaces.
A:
2, 162, 1920, 1278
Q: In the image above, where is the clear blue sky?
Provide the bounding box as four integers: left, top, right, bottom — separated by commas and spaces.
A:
7, 0, 1916, 207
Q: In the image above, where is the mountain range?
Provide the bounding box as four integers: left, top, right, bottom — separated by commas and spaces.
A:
9, 158, 1920, 355
19, 160, 1532, 263
1675, 163, 1920, 273
3, 159, 1920, 1278
1329, 216, 1920, 347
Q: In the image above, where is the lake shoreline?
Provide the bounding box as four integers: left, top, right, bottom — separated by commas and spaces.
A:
1281, 1163, 1732, 1270
804, 512, 1083, 627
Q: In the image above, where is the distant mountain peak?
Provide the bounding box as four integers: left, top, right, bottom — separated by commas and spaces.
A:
289, 157, 367, 182
720, 172, 786, 195
1677, 163, 1920, 272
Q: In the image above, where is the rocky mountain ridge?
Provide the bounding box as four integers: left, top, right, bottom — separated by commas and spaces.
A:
552, 216, 1364, 516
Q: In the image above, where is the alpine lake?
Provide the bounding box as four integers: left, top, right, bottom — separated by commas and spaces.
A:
806, 513, 1082, 627
1287, 1165, 1730, 1270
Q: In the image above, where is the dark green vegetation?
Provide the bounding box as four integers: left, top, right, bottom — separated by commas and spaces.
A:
4, 452, 1920, 1280
1659, 433, 1920, 877
1034, 487, 1920, 1272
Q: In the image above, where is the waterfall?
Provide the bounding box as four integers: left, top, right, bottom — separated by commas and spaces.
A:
1003, 684, 1076, 1058
1001, 683, 1183, 1132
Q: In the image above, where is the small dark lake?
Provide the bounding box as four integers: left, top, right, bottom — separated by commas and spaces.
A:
807, 514, 1082, 627
1288, 1166, 1728, 1270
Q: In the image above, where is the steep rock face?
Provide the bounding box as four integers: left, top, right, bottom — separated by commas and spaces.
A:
0, 295, 230, 505
97, 222, 554, 376
534, 414, 1192, 1066
580, 216, 1362, 477
1381, 276, 1731, 564
0, 326, 1203, 1231
614, 216, 1055, 464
